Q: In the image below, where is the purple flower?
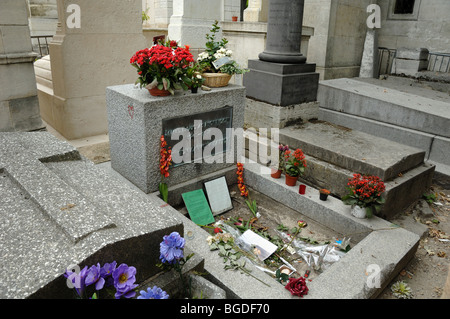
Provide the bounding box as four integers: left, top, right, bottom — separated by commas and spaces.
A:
113, 263, 138, 299
85, 263, 105, 291
137, 286, 169, 299
64, 265, 88, 298
159, 232, 185, 264
100, 261, 117, 287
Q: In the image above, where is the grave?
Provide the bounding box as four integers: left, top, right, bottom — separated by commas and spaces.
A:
106, 84, 246, 196
0, 132, 183, 298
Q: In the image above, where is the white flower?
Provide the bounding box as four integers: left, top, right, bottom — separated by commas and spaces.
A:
196, 74, 202, 79
226, 50, 233, 57
197, 52, 209, 62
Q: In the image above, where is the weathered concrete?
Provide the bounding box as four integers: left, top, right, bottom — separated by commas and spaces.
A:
106, 84, 246, 194
0, 132, 183, 299
318, 78, 450, 138
244, 59, 319, 106
279, 122, 426, 181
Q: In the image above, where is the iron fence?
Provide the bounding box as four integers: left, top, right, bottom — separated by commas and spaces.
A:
427, 52, 450, 73
31, 35, 53, 58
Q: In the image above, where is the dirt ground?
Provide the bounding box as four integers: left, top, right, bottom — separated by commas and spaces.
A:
377, 181, 450, 299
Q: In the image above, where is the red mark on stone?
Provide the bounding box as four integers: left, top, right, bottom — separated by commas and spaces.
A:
128, 105, 134, 119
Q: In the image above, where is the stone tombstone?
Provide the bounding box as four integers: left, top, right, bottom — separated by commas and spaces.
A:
106, 85, 246, 194
0, 132, 183, 299
0, 0, 44, 132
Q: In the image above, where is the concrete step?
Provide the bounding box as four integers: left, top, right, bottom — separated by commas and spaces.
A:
279, 122, 426, 181
318, 78, 450, 138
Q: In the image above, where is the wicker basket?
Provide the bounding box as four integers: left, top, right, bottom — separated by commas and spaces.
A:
202, 73, 232, 88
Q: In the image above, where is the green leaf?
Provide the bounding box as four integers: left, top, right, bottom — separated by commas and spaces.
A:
159, 182, 168, 203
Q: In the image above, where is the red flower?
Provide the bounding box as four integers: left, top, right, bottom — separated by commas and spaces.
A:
160, 135, 172, 178
285, 277, 309, 297
214, 227, 223, 234
236, 163, 248, 198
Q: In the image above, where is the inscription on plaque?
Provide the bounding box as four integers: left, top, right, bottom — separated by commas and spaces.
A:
162, 106, 233, 167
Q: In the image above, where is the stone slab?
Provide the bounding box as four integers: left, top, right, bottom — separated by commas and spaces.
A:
245, 98, 319, 129
106, 84, 246, 194
279, 122, 426, 181
244, 130, 434, 220
244, 59, 319, 106
318, 78, 450, 138
429, 135, 450, 167
305, 228, 420, 299
0, 132, 183, 299
319, 108, 436, 158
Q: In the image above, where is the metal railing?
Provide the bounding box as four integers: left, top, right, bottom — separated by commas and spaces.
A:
378, 47, 397, 75
31, 35, 53, 58
427, 52, 450, 73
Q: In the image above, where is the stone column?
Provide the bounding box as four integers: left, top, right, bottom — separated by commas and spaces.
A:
258, 0, 306, 64
243, 0, 319, 107
243, 0, 269, 22
168, 0, 222, 50
35, 0, 147, 140
0, 0, 44, 132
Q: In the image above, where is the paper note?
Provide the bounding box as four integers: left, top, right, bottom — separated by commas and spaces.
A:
182, 189, 215, 226
204, 177, 233, 215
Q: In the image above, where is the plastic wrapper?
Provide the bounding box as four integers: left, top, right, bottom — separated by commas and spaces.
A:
276, 230, 348, 272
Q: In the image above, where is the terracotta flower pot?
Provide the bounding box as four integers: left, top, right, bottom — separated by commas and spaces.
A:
271, 169, 282, 179
148, 87, 171, 97
285, 174, 298, 186
232, 16, 238, 22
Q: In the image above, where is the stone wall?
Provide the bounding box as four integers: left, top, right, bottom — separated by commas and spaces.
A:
303, 0, 372, 80
377, 0, 450, 53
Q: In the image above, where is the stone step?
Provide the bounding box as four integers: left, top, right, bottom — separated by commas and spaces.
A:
319, 108, 450, 177
244, 130, 435, 220
279, 122, 426, 181
318, 78, 450, 138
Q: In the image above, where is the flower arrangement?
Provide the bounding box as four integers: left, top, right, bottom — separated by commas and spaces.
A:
197, 20, 248, 76
130, 39, 194, 95
237, 162, 259, 218
284, 148, 307, 177
342, 173, 386, 218
65, 261, 168, 299
159, 135, 172, 202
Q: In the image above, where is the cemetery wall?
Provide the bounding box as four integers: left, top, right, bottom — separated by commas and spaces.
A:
377, 0, 450, 53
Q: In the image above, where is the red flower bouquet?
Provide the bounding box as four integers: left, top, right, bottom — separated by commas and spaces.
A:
342, 173, 386, 218
130, 40, 194, 95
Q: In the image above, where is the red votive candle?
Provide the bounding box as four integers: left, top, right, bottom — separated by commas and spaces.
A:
299, 184, 306, 195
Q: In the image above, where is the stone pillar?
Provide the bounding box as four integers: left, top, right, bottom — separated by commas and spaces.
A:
243, 0, 319, 107
258, 0, 306, 64
243, 0, 269, 22
168, 0, 222, 50
36, 0, 147, 140
0, 0, 44, 132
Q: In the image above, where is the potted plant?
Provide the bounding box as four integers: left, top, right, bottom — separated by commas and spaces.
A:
185, 64, 205, 93
197, 20, 248, 87
319, 189, 330, 201
130, 39, 194, 96
342, 174, 386, 218
271, 144, 289, 179
284, 148, 307, 186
